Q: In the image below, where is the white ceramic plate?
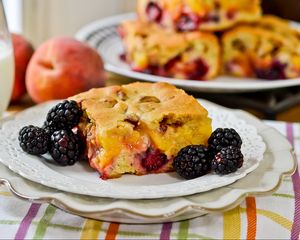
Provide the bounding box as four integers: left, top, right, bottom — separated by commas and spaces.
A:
0, 102, 296, 223
75, 13, 300, 93
0, 100, 265, 199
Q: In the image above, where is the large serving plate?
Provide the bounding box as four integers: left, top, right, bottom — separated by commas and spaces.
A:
75, 13, 300, 93
0, 101, 296, 223
0, 100, 265, 199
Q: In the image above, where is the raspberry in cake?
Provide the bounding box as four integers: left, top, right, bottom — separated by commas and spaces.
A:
118, 20, 220, 80
137, 0, 262, 31
70, 82, 212, 179
222, 15, 300, 80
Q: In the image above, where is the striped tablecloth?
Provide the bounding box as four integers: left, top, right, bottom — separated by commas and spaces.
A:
0, 120, 299, 239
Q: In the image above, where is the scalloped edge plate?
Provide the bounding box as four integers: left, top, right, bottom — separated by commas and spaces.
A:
0, 100, 265, 199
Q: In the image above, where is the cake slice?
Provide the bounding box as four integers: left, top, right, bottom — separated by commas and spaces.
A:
118, 20, 220, 80
70, 82, 212, 179
137, 0, 262, 31
221, 15, 300, 79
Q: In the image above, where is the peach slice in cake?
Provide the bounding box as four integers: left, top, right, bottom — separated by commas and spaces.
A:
70, 82, 212, 179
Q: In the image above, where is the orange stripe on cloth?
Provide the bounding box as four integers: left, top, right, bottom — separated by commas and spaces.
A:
223, 206, 241, 239
80, 219, 103, 239
246, 197, 257, 240
105, 222, 120, 240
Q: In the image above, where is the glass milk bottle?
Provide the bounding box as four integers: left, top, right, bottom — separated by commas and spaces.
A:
0, 0, 14, 118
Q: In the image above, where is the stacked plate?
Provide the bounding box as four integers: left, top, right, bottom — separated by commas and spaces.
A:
0, 100, 296, 223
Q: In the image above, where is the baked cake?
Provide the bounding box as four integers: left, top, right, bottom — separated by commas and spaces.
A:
70, 82, 212, 179
119, 20, 220, 80
137, 0, 262, 31
222, 15, 300, 79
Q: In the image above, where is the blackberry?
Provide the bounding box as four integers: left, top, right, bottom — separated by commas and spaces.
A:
173, 145, 213, 179
42, 121, 57, 136
208, 128, 242, 155
18, 125, 49, 155
46, 100, 82, 131
212, 146, 244, 175
49, 129, 82, 166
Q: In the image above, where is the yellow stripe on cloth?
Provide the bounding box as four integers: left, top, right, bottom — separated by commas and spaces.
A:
257, 209, 292, 231
80, 219, 103, 239
240, 208, 292, 231
223, 206, 241, 239
0, 191, 12, 196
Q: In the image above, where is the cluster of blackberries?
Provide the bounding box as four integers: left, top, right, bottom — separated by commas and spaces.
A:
18, 100, 84, 166
173, 128, 244, 179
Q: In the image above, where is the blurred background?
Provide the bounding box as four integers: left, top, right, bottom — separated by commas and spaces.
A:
5, 0, 300, 47
4, 0, 135, 46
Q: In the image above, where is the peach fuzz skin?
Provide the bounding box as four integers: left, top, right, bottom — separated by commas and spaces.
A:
11, 33, 34, 102
26, 36, 105, 103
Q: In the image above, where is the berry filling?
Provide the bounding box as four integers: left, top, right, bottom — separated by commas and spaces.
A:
176, 13, 200, 31
139, 56, 209, 80
141, 148, 167, 172
254, 61, 287, 80
186, 59, 209, 80
146, 2, 163, 23
226, 9, 237, 20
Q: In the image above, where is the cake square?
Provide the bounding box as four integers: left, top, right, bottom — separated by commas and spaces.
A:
70, 82, 212, 179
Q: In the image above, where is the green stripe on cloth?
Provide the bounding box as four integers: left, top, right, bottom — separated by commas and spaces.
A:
33, 205, 57, 239
178, 220, 189, 239
0, 219, 82, 231
272, 193, 294, 199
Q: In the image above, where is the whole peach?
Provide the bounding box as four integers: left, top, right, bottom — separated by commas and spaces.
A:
11, 33, 34, 102
26, 36, 105, 103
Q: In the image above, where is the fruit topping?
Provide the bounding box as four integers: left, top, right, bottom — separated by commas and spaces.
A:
18, 125, 49, 155
49, 129, 83, 166
141, 148, 167, 172
146, 2, 163, 23
176, 13, 200, 31
208, 128, 242, 155
254, 61, 286, 80
212, 146, 244, 175
46, 100, 82, 131
173, 145, 213, 179
187, 59, 209, 80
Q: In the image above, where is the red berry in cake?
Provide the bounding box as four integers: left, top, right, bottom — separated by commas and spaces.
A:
46, 100, 82, 132
18, 125, 49, 155
49, 129, 83, 166
208, 128, 242, 155
146, 2, 163, 23
212, 146, 244, 175
141, 148, 167, 172
254, 61, 286, 80
176, 13, 200, 31
173, 145, 213, 179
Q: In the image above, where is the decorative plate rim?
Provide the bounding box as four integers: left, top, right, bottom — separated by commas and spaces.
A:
75, 12, 300, 93
0, 101, 296, 223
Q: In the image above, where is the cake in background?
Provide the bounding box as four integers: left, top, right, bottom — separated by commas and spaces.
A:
222, 15, 300, 80
137, 0, 261, 31
119, 20, 220, 80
